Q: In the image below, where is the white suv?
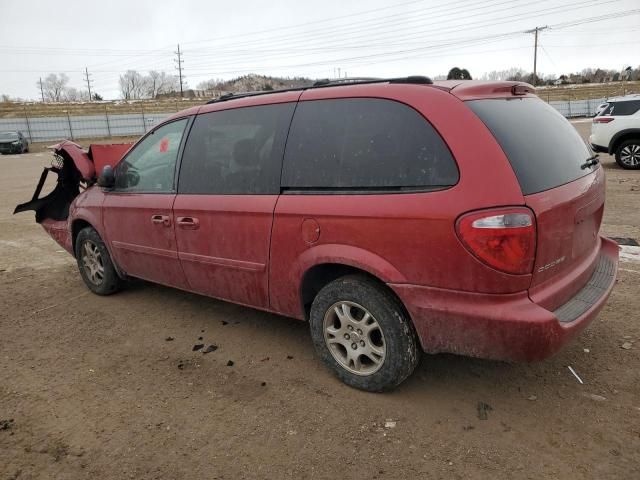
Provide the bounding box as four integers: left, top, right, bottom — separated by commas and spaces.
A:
590, 94, 640, 169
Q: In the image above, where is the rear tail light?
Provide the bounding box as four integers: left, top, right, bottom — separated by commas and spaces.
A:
593, 117, 614, 123
455, 208, 536, 275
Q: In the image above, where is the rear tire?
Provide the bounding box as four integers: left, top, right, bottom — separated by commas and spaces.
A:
615, 139, 640, 169
75, 227, 122, 295
309, 275, 420, 392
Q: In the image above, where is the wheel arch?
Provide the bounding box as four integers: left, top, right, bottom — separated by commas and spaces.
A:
71, 218, 93, 256
299, 263, 411, 324
71, 217, 126, 279
608, 128, 640, 154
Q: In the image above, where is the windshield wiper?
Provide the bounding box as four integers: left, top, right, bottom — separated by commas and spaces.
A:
580, 155, 600, 170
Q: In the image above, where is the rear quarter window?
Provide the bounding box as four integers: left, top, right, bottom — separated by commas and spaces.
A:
281, 98, 458, 191
467, 98, 594, 195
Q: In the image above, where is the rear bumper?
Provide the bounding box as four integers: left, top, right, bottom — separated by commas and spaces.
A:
390, 237, 619, 362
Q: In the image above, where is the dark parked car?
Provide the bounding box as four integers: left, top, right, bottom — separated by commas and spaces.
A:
0, 131, 29, 154
15, 77, 619, 391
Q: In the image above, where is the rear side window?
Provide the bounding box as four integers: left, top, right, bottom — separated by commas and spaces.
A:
281, 98, 458, 190
601, 100, 640, 116
179, 103, 295, 194
468, 98, 594, 195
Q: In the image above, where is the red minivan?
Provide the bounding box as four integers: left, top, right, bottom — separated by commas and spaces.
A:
15, 77, 619, 391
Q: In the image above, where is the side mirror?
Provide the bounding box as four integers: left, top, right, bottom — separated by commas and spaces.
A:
97, 165, 115, 188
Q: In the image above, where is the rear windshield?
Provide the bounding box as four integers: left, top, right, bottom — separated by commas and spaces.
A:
467, 98, 594, 195
0, 132, 19, 141
600, 100, 640, 116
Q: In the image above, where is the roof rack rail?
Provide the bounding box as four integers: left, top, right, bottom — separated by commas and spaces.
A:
312, 76, 432, 88
205, 75, 433, 105
205, 87, 307, 104
312, 77, 382, 87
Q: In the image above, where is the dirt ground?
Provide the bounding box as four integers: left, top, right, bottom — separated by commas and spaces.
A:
1, 121, 639, 479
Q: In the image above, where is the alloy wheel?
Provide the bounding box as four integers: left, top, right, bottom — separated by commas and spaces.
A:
81, 240, 104, 285
323, 301, 386, 376
620, 144, 640, 167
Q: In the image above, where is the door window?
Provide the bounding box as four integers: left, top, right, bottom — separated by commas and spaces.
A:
114, 118, 188, 192
178, 103, 296, 194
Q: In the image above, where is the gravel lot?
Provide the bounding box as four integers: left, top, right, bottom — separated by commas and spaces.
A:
1, 122, 639, 479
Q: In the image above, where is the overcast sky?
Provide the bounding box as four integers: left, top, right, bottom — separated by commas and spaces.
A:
1, 0, 638, 100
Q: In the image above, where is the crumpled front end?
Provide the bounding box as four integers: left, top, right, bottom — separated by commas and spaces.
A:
13, 141, 132, 223
13, 141, 89, 223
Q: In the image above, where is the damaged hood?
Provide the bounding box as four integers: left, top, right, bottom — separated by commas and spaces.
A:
88, 143, 133, 176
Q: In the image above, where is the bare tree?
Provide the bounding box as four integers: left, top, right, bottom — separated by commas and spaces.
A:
146, 71, 180, 98
119, 70, 146, 100
42, 73, 69, 102
146, 70, 164, 98
481, 68, 526, 81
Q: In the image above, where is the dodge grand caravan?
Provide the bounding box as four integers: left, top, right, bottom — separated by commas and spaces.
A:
14, 77, 619, 391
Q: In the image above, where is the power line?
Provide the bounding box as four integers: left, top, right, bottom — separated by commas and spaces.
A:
180, 0, 623, 71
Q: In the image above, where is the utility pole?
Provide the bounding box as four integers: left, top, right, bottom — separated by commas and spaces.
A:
84, 67, 93, 101
525, 26, 548, 86
174, 44, 184, 98
38, 77, 45, 102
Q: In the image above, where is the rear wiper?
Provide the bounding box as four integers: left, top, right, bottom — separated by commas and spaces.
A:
580, 155, 600, 170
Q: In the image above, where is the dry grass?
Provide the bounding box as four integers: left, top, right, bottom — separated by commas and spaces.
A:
0, 98, 204, 119
537, 81, 640, 101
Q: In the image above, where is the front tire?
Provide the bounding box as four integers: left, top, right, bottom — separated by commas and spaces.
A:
75, 227, 122, 295
309, 275, 420, 392
615, 139, 640, 169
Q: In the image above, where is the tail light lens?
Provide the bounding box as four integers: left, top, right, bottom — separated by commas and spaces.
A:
455, 208, 536, 275
593, 117, 614, 123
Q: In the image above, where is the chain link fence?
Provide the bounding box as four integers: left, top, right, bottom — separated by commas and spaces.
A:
0, 96, 610, 143
0, 105, 175, 143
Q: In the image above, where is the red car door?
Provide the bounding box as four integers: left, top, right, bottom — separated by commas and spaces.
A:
103, 118, 190, 289
173, 100, 297, 308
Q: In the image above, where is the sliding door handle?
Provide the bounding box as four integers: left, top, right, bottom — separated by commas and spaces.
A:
176, 216, 200, 230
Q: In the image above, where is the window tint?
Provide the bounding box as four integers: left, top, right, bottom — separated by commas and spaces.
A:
468, 98, 594, 195
114, 119, 188, 192
601, 100, 640, 116
281, 98, 458, 190
179, 103, 296, 194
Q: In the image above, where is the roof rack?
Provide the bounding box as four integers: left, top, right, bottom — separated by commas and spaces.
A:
312, 77, 382, 87
205, 75, 433, 105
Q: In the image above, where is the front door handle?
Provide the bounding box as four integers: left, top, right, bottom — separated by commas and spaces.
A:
176, 216, 200, 230
151, 214, 171, 227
